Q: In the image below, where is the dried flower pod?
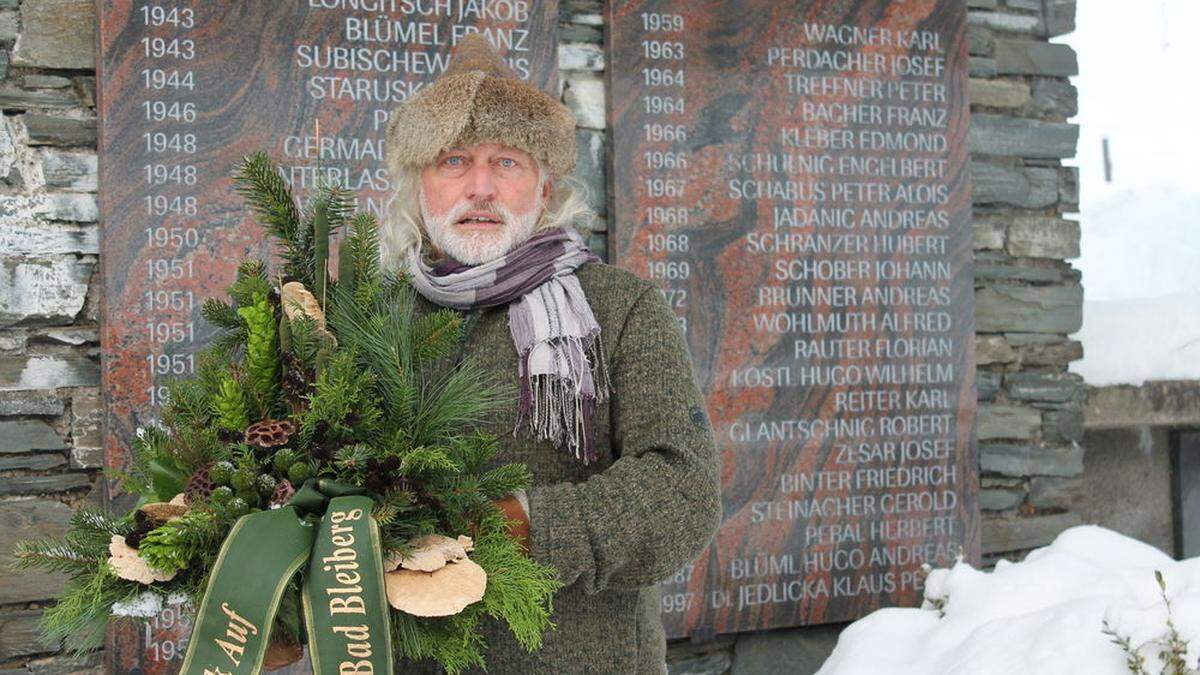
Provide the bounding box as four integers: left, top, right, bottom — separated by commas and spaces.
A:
184, 465, 214, 502
244, 419, 297, 449
385, 558, 487, 617
269, 479, 296, 508
108, 535, 177, 584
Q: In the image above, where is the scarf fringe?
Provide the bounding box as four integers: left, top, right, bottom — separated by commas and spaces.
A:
515, 333, 610, 465
588, 332, 611, 404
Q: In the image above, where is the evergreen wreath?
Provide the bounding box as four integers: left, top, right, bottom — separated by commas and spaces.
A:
12, 152, 560, 674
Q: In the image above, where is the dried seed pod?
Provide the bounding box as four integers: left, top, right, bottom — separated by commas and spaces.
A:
124, 510, 156, 550
269, 479, 296, 508
184, 464, 214, 502
244, 419, 297, 449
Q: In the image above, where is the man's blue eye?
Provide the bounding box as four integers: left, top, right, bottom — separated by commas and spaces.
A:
445, 156, 464, 166
499, 158, 517, 168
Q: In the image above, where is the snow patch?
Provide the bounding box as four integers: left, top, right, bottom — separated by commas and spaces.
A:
1071, 184, 1200, 385
1072, 292, 1200, 385
111, 591, 191, 618
818, 526, 1200, 675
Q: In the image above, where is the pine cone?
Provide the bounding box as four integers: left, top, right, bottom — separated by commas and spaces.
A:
244, 419, 297, 449
217, 428, 243, 444
184, 464, 214, 502
312, 420, 330, 444
281, 352, 313, 412
269, 479, 296, 507
125, 510, 156, 550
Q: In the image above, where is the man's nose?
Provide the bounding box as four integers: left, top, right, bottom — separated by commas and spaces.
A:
465, 163, 497, 203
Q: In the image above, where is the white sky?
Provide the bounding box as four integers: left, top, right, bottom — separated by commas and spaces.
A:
1061, 0, 1200, 384
1063, 0, 1200, 210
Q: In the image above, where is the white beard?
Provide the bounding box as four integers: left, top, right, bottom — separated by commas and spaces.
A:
420, 191, 542, 266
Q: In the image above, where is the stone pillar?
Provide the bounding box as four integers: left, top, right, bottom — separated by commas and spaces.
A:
0, 0, 104, 670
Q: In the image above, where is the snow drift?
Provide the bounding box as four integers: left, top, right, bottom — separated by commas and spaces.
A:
818, 526, 1200, 675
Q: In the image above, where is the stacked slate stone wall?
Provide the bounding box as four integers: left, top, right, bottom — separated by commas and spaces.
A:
0, 0, 1080, 671
0, 0, 103, 670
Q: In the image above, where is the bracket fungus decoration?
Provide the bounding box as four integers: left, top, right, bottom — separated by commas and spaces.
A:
281, 280, 337, 346
385, 534, 488, 617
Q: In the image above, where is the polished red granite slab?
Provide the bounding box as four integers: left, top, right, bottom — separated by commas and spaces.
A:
608, 0, 978, 637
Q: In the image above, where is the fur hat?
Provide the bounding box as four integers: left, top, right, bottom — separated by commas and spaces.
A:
386, 35, 577, 178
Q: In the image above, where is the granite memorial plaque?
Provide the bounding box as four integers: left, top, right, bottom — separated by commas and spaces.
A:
607, 0, 979, 637
97, 2, 559, 671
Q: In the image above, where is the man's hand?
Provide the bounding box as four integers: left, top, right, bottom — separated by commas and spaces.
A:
263, 636, 303, 671
493, 493, 531, 553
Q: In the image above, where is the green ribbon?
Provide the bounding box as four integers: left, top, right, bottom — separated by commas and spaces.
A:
179, 480, 393, 675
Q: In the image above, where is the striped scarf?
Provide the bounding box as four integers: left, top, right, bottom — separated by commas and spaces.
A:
404, 227, 610, 464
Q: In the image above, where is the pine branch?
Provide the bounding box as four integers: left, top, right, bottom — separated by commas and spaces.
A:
411, 309, 463, 364
211, 329, 248, 356
333, 444, 374, 476
40, 564, 142, 655
470, 512, 561, 652
390, 610, 487, 675
233, 152, 310, 282
450, 431, 500, 474
201, 298, 242, 330
328, 282, 419, 430
161, 378, 212, 430
228, 263, 272, 309
11, 538, 101, 576
345, 211, 382, 309
400, 446, 460, 476
477, 463, 532, 499
298, 350, 381, 447
195, 348, 234, 398
67, 508, 133, 550
412, 360, 507, 448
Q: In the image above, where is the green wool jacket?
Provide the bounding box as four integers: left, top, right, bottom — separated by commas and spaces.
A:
407, 260, 722, 674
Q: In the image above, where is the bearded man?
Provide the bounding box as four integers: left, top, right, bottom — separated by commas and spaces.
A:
380, 35, 721, 674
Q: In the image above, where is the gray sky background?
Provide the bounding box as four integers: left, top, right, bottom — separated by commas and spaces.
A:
1062, 0, 1200, 383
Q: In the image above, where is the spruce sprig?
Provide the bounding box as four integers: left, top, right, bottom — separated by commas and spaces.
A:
233, 152, 307, 282
137, 508, 223, 575
340, 211, 383, 308
12, 538, 102, 576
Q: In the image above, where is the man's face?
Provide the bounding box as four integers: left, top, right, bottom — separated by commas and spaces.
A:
419, 142, 550, 265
